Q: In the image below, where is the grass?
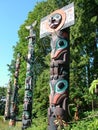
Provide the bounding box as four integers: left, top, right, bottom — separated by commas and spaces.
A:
0, 116, 22, 130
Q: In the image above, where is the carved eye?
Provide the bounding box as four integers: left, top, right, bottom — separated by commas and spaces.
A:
59, 41, 64, 47
56, 39, 68, 50
55, 79, 68, 93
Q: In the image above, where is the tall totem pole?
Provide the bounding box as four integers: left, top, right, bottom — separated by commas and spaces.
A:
4, 80, 12, 120
9, 53, 21, 126
22, 21, 36, 130
40, 3, 75, 130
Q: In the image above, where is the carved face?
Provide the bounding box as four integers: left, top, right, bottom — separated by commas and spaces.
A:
48, 13, 62, 29
49, 79, 68, 105
51, 37, 68, 59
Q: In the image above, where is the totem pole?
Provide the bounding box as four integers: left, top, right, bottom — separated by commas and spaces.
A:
22, 21, 36, 130
40, 3, 75, 130
9, 53, 21, 126
4, 80, 12, 120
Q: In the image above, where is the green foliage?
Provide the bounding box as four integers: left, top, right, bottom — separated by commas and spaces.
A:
28, 116, 47, 130
91, 16, 97, 23
18, 104, 23, 118
69, 118, 98, 130
89, 79, 98, 94
69, 0, 98, 112
33, 57, 50, 117
0, 87, 6, 98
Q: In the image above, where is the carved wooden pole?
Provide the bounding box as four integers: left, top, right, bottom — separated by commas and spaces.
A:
4, 80, 12, 120
22, 21, 36, 130
48, 28, 70, 130
9, 53, 21, 126
40, 3, 75, 130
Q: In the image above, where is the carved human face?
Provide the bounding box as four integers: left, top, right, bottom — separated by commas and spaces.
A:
48, 13, 62, 29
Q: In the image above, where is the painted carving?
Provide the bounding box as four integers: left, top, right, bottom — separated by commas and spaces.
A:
22, 21, 36, 130
47, 10, 69, 130
9, 53, 21, 126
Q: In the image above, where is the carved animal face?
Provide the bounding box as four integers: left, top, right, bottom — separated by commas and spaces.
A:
48, 13, 62, 29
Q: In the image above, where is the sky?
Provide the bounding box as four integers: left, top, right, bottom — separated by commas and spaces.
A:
0, 0, 42, 87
